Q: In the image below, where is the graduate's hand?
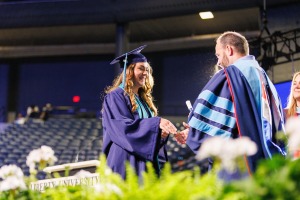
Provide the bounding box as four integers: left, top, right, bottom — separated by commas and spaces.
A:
161, 130, 169, 139
159, 118, 177, 135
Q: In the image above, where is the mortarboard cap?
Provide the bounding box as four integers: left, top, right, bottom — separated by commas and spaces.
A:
110, 45, 147, 88
110, 45, 147, 67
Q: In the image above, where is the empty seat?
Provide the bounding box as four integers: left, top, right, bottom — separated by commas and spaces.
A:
0, 118, 105, 178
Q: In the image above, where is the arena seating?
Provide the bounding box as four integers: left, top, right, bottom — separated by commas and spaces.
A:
0, 118, 200, 179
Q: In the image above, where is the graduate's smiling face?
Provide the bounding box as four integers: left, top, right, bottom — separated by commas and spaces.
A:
292, 74, 300, 101
132, 62, 149, 89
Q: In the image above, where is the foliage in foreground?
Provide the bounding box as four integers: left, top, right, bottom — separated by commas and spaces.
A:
1, 154, 300, 200
220, 156, 300, 200
2, 116, 300, 199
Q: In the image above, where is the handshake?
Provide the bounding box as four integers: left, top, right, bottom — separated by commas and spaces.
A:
159, 118, 189, 145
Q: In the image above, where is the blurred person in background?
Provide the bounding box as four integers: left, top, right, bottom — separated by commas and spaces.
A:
285, 72, 300, 119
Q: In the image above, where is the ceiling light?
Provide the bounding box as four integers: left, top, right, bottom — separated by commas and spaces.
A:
199, 11, 214, 19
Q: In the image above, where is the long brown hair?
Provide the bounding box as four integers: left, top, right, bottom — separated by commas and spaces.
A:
286, 72, 300, 118
105, 62, 158, 116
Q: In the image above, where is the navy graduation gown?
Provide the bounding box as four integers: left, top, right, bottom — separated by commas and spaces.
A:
187, 56, 285, 173
102, 87, 168, 179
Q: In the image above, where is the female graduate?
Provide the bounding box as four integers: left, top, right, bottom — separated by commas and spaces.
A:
102, 45, 178, 179
285, 71, 300, 119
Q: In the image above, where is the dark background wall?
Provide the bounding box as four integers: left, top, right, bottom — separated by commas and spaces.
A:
0, 65, 9, 122
0, 45, 292, 122
0, 1, 298, 122
18, 59, 113, 114
0, 47, 217, 121
150, 47, 216, 115
0, 43, 290, 122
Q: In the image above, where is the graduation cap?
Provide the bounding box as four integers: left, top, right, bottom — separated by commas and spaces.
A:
110, 45, 147, 88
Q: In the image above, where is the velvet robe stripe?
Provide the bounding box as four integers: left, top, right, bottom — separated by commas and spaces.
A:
187, 55, 286, 173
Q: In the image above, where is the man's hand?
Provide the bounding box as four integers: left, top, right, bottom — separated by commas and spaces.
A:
174, 122, 190, 144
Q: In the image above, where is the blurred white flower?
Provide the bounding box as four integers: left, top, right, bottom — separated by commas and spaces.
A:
233, 137, 257, 156
288, 133, 300, 153
26, 149, 41, 169
196, 137, 226, 160
0, 176, 26, 191
284, 117, 300, 157
285, 117, 300, 136
40, 145, 57, 165
196, 136, 257, 172
94, 183, 122, 196
105, 168, 113, 176
221, 157, 236, 173
26, 145, 57, 170
74, 170, 93, 179
0, 165, 24, 179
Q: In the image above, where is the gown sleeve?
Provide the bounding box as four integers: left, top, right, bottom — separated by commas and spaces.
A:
187, 70, 238, 153
102, 89, 162, 162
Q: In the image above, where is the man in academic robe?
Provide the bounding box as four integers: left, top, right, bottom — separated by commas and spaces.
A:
178, 31, 286, 174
